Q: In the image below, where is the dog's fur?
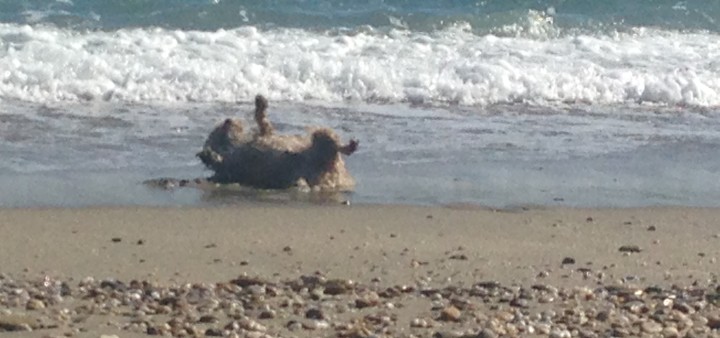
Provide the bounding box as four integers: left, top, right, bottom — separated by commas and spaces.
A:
198, 95, 358, 190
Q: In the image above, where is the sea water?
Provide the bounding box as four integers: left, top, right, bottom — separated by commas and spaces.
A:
1, 0, 719, 207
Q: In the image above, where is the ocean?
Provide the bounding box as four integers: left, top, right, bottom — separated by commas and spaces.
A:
1, 0, 720, 207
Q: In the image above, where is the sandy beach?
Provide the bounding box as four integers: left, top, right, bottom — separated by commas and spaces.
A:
1, 205, 719, 337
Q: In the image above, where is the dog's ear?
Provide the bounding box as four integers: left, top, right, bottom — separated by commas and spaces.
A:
222, 118, 243, 133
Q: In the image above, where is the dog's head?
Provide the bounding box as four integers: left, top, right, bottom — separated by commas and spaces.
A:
308, 130, 341, 170
215, 118, 244, 147
222, 118, 243, 135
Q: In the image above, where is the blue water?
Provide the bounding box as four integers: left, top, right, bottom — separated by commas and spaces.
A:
1, 0, 720, 208
2, 0, 720, 33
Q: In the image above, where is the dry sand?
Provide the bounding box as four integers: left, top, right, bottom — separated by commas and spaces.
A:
0, 205, 719, 337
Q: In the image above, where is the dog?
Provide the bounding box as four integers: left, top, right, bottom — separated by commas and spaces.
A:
198, 95, 358, 190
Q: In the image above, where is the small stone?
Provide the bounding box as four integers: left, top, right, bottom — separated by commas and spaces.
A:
662, 326, 680, 338
410, 318, 430, 328
286, 320, 301, 331
26, 299, 45, 310
536, 323, 551, 334
283, 246, 292, 252
111, 237, 121, 243
258, 310, 276, 319
439, 306, 461, 322
432, 331, 464, 338
673, 302, 694, 314
303, 320, 330, 330
561, 257, 575, 265
647, 225, 656, 231
641, 321, 662, 333
476, 328, 497, 338
323, 279, 354, 295
708, 315, 720, 329
205, 328, 223, 336
238, 318, 266, 332
549, 329, 571, 338
198, 315, 219, 324
619, 245, 641, 253
305, 308, 324, 320
355, 291, 381, 309
0, 314, 38, 331
510, 298, 529, 308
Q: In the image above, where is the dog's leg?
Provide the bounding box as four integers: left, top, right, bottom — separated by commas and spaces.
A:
254, 94, 274, 136
338, 139, 359, 155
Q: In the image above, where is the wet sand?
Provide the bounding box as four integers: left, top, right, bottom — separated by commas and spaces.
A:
1, 205, 719, 337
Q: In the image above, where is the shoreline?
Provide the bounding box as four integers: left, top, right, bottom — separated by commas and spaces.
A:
2, 205, 719, 337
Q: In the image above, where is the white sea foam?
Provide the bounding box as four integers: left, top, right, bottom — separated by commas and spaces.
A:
1, 23, 720, 106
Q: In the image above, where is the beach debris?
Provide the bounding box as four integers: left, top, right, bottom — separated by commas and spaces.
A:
197, 95, 358, 191
618, 245, 642, 253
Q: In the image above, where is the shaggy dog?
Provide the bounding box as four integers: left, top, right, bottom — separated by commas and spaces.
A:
197, 95, 358, 190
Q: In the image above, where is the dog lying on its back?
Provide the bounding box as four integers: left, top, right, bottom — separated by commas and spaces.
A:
198, 95, 358, 190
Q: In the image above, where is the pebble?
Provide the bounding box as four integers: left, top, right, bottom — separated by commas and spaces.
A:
476, 328, 497, 338
258, 310, 276, 319
641, 321, 662, 333
303, 320, 330, 330
618, 245, 642, 253
1, 272, 720, 338
0, 314, 38, 331
549, 329, 571, 338
305, 308, 324, 320
439, 306, 461, 322
205, 328, 223, 336
26, 299, 45, 310
561, 257, 575, 265
410, 318, 431, 328
355, 291, 380, 308
662, 326, 680, 337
